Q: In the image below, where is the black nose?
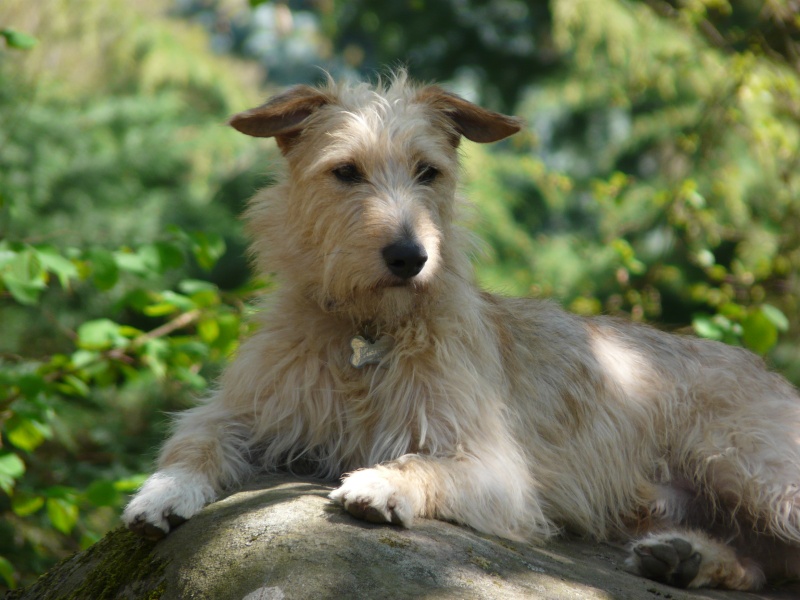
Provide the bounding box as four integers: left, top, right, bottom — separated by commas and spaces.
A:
382, 239, 428, 279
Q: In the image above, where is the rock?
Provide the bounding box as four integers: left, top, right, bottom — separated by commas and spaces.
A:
6, 474, 799, 600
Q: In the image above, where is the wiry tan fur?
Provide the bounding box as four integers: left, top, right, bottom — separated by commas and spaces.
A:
123, 72, 800, 591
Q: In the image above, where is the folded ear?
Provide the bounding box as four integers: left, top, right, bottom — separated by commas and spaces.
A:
418, 86, 522, 144
227, 85, 331, 153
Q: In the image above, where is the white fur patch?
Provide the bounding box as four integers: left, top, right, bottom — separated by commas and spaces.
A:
329, 468, 415, 527
122, 467, 216, 532
590, 334, 645, 393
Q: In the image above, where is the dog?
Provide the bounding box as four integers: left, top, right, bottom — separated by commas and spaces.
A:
123, 72, 800, 591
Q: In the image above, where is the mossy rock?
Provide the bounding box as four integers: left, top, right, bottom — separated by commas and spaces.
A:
6, 475, 799, 599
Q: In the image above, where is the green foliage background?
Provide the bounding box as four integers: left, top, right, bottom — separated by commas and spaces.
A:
1, 0, 799, 590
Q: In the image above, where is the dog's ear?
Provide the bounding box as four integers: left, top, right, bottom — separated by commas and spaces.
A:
228, 85, 330, 153
418, 86, 522, 144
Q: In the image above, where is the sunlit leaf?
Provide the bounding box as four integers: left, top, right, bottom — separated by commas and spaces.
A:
11, 493, 45, 517
692, 315, 723, 341
113, 474, 148, 493
0, 28, 38, 50
7, 417, 52, 452
0, 555, 15, 590
77, 319, 126, 350
760, 304, 789, 332
179, 279, 218, 294
0, 452, 25, 495
57, 374, 91, 398
114, 251, 149, 276
198, 318, 220, 343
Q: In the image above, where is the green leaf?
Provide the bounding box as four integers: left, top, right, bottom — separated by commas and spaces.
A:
85, 480, 121, 507
114, 251, 149, 276
0, 453, 25, 478
142, 338, 169, 378
71, 349, 100, 369
11, 493, 45, 517
0, 28, 38, 49
46, 497, 79, 534
173, 366, 207, 389
189, 232, 226, 271
142, 302, 179, 317
44, 485, 77, 500
742, 310, 778, 355
188, 289, 220, 308
7, 416, 51, 452
154, 241, 185, 271
88, 248, 119, 290
215, 313, 241, 347
0, 452, 25, 495
692, 314, 723, 341
0, 555, 15, 590
113, 474, 148, 493
143, 291, 194, 316
35, 247, 78, 290
138, 243, 183, 275
16, 373, 46, 399
760, 304, 789, 332
178, 279, 218, 294
56, 374, 91, 398
77, 319, 126, 350
2, 249, 46, 305
198, 318, 220, 343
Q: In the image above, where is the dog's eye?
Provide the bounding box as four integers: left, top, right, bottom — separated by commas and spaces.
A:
415, 163, 439, 186
332, 164, 365, 184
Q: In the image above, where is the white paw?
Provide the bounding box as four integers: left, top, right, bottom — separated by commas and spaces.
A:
122, 468, 216, 540
329, 468, 414, 527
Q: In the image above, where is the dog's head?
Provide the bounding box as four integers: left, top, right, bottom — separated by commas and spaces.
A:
230, 72, 521, 325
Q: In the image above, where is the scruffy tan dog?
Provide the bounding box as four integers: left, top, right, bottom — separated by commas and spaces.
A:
123, 73, 800, 591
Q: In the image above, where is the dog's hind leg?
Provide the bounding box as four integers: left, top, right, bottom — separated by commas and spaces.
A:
123, 397, 253, 540
329, 448, 555, 542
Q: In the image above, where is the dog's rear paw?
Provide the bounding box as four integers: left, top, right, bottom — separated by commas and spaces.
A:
329, 468, 414, 527
626, 531, 764, 590
629, 536, 701, 588
122, 468, 215, 540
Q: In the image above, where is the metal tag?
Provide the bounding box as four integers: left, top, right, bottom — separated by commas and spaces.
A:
349, 335, 393, 368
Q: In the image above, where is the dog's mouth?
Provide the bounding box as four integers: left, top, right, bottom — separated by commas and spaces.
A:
379, 276, 428, 290
385, 279, 413, 288
319, 278, 427, 310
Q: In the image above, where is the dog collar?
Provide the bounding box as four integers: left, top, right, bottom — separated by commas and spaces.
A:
349, 334, 394, 368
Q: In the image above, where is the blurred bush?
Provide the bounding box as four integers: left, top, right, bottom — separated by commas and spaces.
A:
0, 0, 270, 589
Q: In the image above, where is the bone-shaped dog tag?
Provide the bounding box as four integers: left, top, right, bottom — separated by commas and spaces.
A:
350, 335, 393, 368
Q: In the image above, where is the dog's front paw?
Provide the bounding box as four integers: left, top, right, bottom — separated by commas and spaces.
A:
329, 468, 414, 527
123, 468, 216, 540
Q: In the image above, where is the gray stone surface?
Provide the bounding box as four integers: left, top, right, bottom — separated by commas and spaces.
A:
7, 474, 800, 600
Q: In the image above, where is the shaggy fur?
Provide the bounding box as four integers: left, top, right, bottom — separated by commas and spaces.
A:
123, 73, 800, 591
